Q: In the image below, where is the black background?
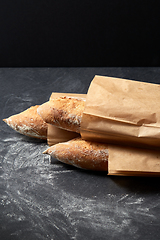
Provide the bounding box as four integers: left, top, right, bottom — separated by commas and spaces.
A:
1, 1, 160, 67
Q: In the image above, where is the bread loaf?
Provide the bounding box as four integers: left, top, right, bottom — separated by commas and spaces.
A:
43, 137, 108, 171
3, 105, 48, 139
37, 96, 85, 133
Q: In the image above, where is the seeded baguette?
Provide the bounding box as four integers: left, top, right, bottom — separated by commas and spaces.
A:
3, 105, 48, 139
37, 97, 85, 133
43, 137, 108, 171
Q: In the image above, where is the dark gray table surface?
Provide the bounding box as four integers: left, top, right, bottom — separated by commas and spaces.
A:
1, 67, 160, 240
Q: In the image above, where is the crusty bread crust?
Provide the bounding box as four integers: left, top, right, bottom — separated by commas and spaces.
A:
43, 137, 108, 171
37, 97, 85, 133
3, 105, 48, 139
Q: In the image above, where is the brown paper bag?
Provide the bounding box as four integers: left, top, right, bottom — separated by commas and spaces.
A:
81, 75, 160, 148
108, 144, 160, 176
47, 92, 86, 146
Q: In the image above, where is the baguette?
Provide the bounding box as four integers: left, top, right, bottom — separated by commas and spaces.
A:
3, 105, 48, 139
37, 96, 85, 133
43, 137, 108, 171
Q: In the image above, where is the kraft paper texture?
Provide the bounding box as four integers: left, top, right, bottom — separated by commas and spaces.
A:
81, 75, 160, 148
108, 144, 160, 176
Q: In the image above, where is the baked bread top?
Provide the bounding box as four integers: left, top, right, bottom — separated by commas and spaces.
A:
3, 105, 48, 139
37, 96, 85, 133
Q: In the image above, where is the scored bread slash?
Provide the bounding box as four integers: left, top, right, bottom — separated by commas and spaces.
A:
37, 96, 86, 133
43, 137, 108, 171
3, 105, 48, 139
